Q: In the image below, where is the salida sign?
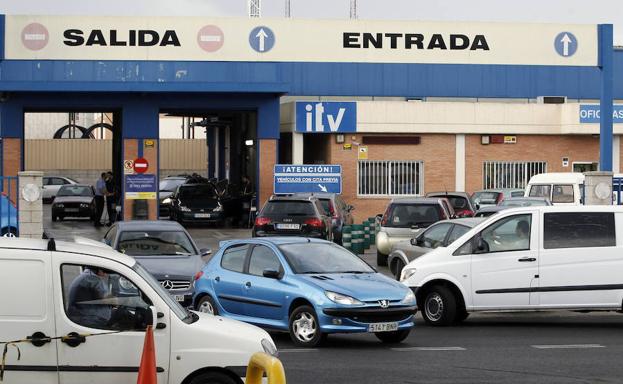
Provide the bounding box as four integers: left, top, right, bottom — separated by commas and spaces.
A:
63, 29, 181, 47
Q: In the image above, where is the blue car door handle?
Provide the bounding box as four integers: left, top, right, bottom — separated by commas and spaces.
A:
245, 281, 252, 288
214, 276, 220, 282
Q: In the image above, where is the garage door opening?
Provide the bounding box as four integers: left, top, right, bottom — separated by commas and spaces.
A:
24, 111, 122, 227
158, 110, 257, 228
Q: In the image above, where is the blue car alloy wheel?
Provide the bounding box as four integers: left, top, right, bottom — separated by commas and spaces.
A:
193, 237, 416, 347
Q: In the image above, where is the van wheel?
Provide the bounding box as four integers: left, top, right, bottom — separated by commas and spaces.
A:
422, 285, 457, 326
376, 250, 388, 266
455, 310, 469, 323
394, 259, 405, 280
289, 305, 325, 347
188, 371, 238, 384
375, 329, 410, 344
196, 295, 218, 315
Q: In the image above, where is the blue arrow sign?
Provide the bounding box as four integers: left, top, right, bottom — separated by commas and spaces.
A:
274, 165, 342, 194
554, 32, 577, 57
249, 26, 275, 53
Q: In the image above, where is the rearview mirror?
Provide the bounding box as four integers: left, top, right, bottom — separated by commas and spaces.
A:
474, 237, 489, 254
262, 269, 281, 279
200, 248, 212, 257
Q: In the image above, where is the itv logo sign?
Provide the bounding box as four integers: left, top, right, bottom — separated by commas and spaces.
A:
295, 102, 357, 133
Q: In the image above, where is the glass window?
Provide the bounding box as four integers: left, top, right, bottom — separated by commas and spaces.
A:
61, 264, 152, 331
104, 227, 117, 246
43, 177, 51, 186
57, 185, 93, 197
529, 185, 551, 198
221, 244, 249, 273
544, 212, 615, 249
551, 185, 574, 203
420, 223, 452, 249
262, 201, 315, 216
482, 161, 547, 189
471, 191, 501, 205
51, 178, 67, 186
117, 230, 196, 256
480, 214, 532, 253
279, 243, 374, 274
358, 160, 423, 196
384, 203, 442, 228
248, 246, 282, 276
510, 191, 525, 197
447, 224, 471, 245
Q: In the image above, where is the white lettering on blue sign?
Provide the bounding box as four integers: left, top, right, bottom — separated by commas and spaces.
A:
296, 102, 356, 134
579, 105, 623, 124
274, 164, 342, 194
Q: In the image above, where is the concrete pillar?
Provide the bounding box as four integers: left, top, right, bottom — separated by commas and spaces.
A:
613, 135, 620, 174
292, 133, 304, 164
584, 171, 613, 205
18, 171, 43, 239
455, 134, 466, 191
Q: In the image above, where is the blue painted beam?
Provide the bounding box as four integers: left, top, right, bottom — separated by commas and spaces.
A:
599, 24, 614, 172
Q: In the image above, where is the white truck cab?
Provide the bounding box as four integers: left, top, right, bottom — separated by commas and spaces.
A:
524, 172, 585, 205
0, 238, 279, 384
401, 205, 623, 326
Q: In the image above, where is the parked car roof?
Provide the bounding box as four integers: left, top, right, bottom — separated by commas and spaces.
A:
528, 172, 585, 184
389, 197, 445, 204
114, 220, 189, 230
426, 191, 471, 198
219, 236, 330, 249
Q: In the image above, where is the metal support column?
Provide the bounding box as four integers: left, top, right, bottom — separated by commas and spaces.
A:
598, 24, 614, 171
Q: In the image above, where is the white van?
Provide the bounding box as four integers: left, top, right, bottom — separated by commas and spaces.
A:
400, 205, 623, 326
524, 172, 585, 205
0, 238, 279, 384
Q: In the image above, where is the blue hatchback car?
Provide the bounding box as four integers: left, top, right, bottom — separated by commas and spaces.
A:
193, 237, 416, 347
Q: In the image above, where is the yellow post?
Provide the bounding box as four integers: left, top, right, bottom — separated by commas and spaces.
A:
245, 352, 286, 384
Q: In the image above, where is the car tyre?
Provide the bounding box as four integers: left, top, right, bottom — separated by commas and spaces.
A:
375, 329, 410, 344
421, 285, 457, 326
376, 250, 388, 266
455, 309, 469, 323
393, 259, 405, 280
289, 305, 324, 348
187, 371, 238, 384
196, 295, 219, 315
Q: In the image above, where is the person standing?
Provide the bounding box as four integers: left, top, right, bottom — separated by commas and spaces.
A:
94, 173, 106, 227
105, 172, 117, 226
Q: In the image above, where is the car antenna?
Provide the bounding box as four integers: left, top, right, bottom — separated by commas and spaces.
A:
47, 238, 56, 251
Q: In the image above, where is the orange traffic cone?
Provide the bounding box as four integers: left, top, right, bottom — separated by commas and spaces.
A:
137, 325, 157, 384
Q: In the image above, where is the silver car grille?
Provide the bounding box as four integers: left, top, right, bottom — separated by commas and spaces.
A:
159, 280, 191, 291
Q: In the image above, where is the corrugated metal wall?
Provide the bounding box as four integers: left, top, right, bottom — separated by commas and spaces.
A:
24, 139, 207, 170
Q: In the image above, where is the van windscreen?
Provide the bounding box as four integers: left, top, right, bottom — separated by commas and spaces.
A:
529, 185, 551, 198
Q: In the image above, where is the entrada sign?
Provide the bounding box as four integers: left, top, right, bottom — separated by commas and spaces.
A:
5, 16, 598, 66
295, 102, 356, 134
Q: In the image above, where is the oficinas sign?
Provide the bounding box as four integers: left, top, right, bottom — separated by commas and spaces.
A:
63, 29, 181, 47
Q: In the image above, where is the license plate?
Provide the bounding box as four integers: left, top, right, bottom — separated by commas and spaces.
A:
368, 322, 398, 333
65, 208, 79, 212
276, 223, 300, 230
195, 213, 211, 218
174, 295, 185, 302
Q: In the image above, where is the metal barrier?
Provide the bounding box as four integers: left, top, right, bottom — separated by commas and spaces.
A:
363, 220, 371, 249
245, 352, 286, 384
368, 217, 377, 243
351, 224, 364, 255
342, 225, 352, 250
0, 176, 19, 237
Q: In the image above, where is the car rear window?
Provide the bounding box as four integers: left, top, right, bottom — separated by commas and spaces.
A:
179, 185, 216, 199
443, 196, 469, 210
262, 201, 315, 216
471, 191, 501, 205
57, 186, 93, 196
383, 204, 442, 228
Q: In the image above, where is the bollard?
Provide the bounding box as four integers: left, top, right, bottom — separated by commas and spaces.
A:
368, 217, 377, 243
351, 224, 364, 255
363, 220, 371, 249
342, 225, 352, 251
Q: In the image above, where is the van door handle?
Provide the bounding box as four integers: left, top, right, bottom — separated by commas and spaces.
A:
518, 257, 536, 262
61, 332, 86, 348
27, 332, 52, 347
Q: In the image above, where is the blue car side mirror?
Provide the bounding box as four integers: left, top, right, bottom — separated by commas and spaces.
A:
262, 269, 281, 279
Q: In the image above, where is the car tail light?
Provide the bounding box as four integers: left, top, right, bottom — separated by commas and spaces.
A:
304, 218, 323, 227
458, 209, 474, 217
255, 217, 272, 226
193, 271, 204, 281
496, 194, 504, 204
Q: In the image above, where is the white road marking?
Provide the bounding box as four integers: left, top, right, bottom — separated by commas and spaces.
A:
531, 344, 605, 349
279, 348, 319, 353
391, 346, 466, 351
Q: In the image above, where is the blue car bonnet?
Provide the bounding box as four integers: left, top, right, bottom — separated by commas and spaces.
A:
298, 273, 409, 302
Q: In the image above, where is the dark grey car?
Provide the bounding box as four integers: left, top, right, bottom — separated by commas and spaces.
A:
103, 220, 210, 307
387, 217, 484, 279
291, 192, 354, 244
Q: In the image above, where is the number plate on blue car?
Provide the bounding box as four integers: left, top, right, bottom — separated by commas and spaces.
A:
368, 322, 398, 333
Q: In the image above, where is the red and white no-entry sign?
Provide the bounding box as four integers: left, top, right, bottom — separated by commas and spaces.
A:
197, 25, 224, 52
134, 157, 149, 174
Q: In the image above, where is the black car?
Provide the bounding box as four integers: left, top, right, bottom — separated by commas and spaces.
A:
159, 176, 189, 217
252, 195, 333, 240
291, 193, 354, 244
51, 184, 96, 222
168, 183, 225, 225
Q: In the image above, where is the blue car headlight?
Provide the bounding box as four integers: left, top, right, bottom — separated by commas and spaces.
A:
401, 289, 416, 305
325, 291, 363, 306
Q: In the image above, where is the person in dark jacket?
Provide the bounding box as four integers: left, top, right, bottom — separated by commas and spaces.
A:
104, 172, 117, 226
67, 267, 112, 328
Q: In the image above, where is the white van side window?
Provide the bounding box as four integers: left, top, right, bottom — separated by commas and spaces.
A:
61, 264, 153, 331
480, 214, 532, 253
529, 185, 551, 198
543, 212, 615, 249
551, 185, 574, 204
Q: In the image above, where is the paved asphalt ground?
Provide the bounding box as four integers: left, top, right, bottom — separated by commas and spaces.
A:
44, 207, 623, 384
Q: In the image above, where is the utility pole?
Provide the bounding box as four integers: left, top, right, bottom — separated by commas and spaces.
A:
248, 0, 261, 18
285, 0, 291, 18
350, 0, 357, 19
